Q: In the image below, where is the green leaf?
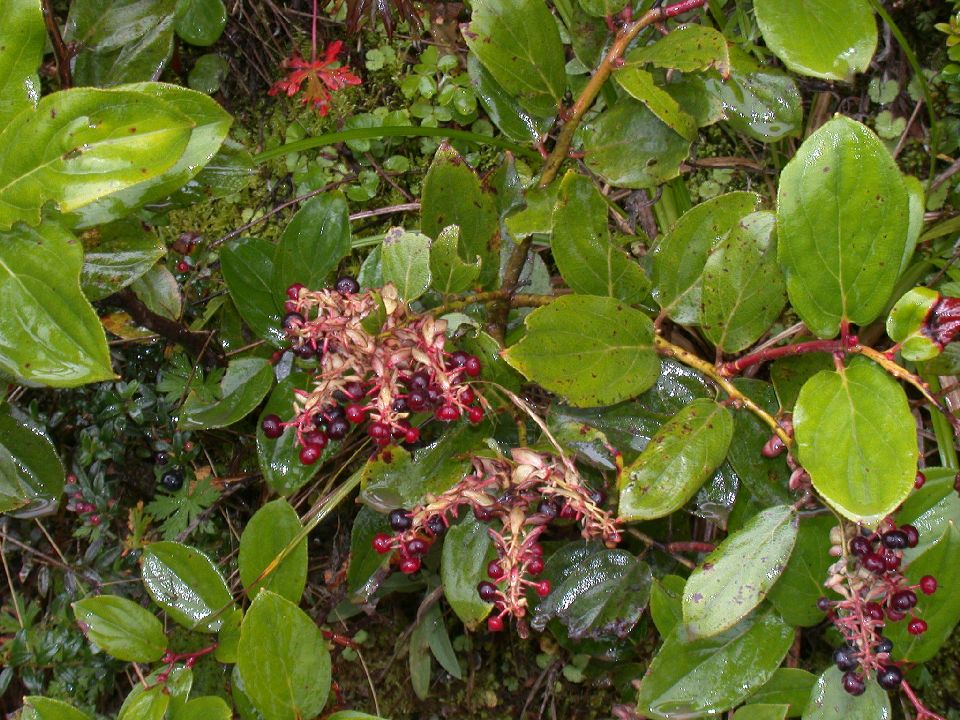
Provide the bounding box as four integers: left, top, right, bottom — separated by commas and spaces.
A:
794, 362, 917, 525
239, 499, 308, 603
581, 98, 691, 189
214, 607, 242, 663
141, 540, 234, 632
22, 697, 92, 720
504, 184, 559, 240
381, 227, 432, 302
0, 404, 64, 515
0, 87, 194, 229
733, 705, 788, 720
273, 191, 351, 295
174, 0, 226, 46
885, 523, 960, 662
530, 549, 652, 639
466, 55, 554, 146
72, 15, 174, 88
625, 24, 730, 75
554, 0, 609, 67
619, 399, 733, 521
650, 575, 686, 638
72, 595, 166, 662
777, 116, 909, 338
0, 222, 114, 387
130, 264, 182, 320
577, 0, 628, 17
802, 667, 891, 719
503, 294, 660, 407
117, 685, 170, 720
172, 696, 232, 720
747, 668, 817, 717
896, 468, 960, 561
420, 143, 499, 288
551, 172, 649, 303
0, 0, 44, 131
118, 666, 191, 718
178, 358, 274, 430
188, 53, 228, 94
766, 515, 836, 627
256, 373, 320, 495
614, 66, 698, 141
651, 192, 761, 324
441, 517, 495, 628
429, 225, 481, 295
726, 379, 791, 507
80, 219, 166, 301
683, 505, 798, 637
770, 353, 835, 412
702, 211, 787, 352
885, 287, 941, 362
464, 0, 566, 117
347, 506, 391, 601
637, 610, 794, 719
409, 603, 433, 699
238, 590, 331, 720
221, 237, 285, 346
422, 601, 462, 679
703, 47, 802, 143
754, 0, 877, 81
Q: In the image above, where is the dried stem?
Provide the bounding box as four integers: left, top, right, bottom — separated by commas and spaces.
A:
41, 0, 72, 89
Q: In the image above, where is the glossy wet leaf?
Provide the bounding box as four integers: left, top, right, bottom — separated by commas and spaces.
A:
650, 575, 686, 638
80, 219, 165, 301
421, 144, 499, 288
684, 505, 797, 637
409, 605, 432, 699
130, 264, 182, 320
72, 595, 166, 662
273, 191, 351, 295
651, 191, 761, 324
0, 0, 44, 131
503, 295, 660, 407
504, 184, 559, 240
896, 468, 960, 561
422, 601, 462, 680
554, 0, 609, 66
747, 668, 818, 717
733, 705, 788, 720
347, 506, 391, 601
581, 98, 690, 189
257, 373, 320, 495
551, 172, 650, 302
73, 14, 174, 87
22, 697, 92, 720
703, 47, 802, 143
614, 67, 698, 141
619, 399, 733, 521
766, 515, 836, 627
754, 0, 876, 81
530, 549, 652, 639
886, 287, 941, 361
173, 696, 232, 720
0, 405, 64, 515
794, 362, 917, 525
429, 225, 481, 295
118, 686, 170, 720
174, 0, 226, 46
141, 541, 234, 633
577, 0, 627, 17
884, 523, 960, 662
119, 666, 191, 718
637, 609, 794, 719
802, 667, 890, 719
464, 0, 566, 117
466, 55, 554, 146
188, 53, 228, 94
179, 358, 273, 430
238, 590, 331, 720
626, 24, 730, 75
239, 499, 308, 603
0, 87, 194, 229
442, 517, 494, 627
777, 117, 909, 338
0, 222, 114, 387
702, 211, 787, 352
770, 353, 834, 412
381, 227, 432, 302
221, 236, 285, 346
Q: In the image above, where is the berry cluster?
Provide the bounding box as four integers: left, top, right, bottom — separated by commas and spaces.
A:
819, 520, 937, 696
371, 449, 620, 636
260, 280, 485, 462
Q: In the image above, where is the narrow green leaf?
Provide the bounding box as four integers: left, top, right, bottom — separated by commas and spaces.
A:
429, 225, 481, 295
238, 590, 331, 720
423, 601, 462, 680
347, 506, 391, 601
73, 595, 167, 662
619, 399, 733, 521
551, 171, 649, 303
273, 191, 351, 295
441, 517, 494, 628
0, 404, 64, 515
80, 219, 165, 301
802, 667, 891, 719
777, 116, 909, 338
409, 604, 433, 699
0, 0, 44, 131
141, 541, 234, 633
22, 697, 92, 720
0, 223, 114, 387
178, 358, 274, 430
683, 505, 798, 637
755, 0, 877, 81
503, 295, 660, 407
221, 237, 285, 345
238, 499, 308, 603
256, 373, 320, 496
464, 0, 566, 117
381, 227, 431, 302
794, 362, 917, 525
650, 575, 686, 638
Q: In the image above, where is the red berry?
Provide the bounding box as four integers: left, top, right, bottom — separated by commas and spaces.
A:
261, 414, 284, 439
883, 550, 901, 572
283, 300, 298, 313
367, 422, 391, 443
559, 503, 579, 520
535, 580, 551, 597
915, 471, 926, 489
527, 557, 545, 575
477, 581, 499, 602
901, 524, 920, 548
466, 406, 484, 424
88, 514, 101, 526
66, 474, 77, 484
406, 391, 427, 411
436, 405, 460, 422
474, 504, 495, 521
865, 602, 885, 621
487, 615, 504, 632
372, 533, 393, 554
286, 283, 304, 300
345, 405, 367, 424
527, 543, 544, 557
908, 618, 928, 635
862, 553, 885, 574
761, 436, 786, 458
460, 387, 475, 405
464, 356, 482, 377
487, 560, 505, 580
299, 445, 321, 465
176, 260, 190, 273
403, 427, 420, 444
920, 575, 938, 595
448, 351, 470, 368
400, 557, 421, 574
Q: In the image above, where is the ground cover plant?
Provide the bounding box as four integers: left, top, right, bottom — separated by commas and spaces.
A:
3, 0, 960, 718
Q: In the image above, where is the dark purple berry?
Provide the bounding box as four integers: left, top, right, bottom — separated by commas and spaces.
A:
833, 646, 859, 672
474, 505, 495, 521
160, 469, 184, 491
327, 418, 350, 440
862, 553, 885, 574
389, 509, 412, 532
816, 597, 833, 613
406, 391, 427, 411
849, 536, 871, 556
901, 524, 920, 548
294, 343, 317, 360
876, 665, 903, 690
882, 530, 909, 549
282, 312, 304, 330
865, 602, 885, 621
527, 557, 544, 575
891, 589, 918, 612
406, 538, 429, 556
537, 500, 558, 520
392, 397, 409, 413
588, 488, 606, 506
426, 515, 446, 536
335, 276, 360, 294
874, 637, 894, 654
887, 607, 906, 622
883, 550, 901, 572
487, 560, 504, 580
842, 672, 866, 696
154, 451, 169, 465
426, 386, 443, 406
261, 414, 284, 439
477, 581, 498, 602
408, 372, 430, 391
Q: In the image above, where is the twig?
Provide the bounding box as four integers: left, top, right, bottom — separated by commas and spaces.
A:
349, 202, 420, 222
41, 0, 72, 89
930, 156, 960, 193
486, 239, 535, 343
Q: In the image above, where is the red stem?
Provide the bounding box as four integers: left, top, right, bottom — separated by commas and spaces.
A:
663, 0, 709, 17
720, 338, 855, 376
901, 679, 946, 720
311, 0, 318, 62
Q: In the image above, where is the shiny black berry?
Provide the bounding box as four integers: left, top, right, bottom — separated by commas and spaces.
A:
882, 530, 908, 549
282, 312, 304, 330
477, 581, 498, 602
327, 418, 350, 440
876, 665, 903, 690
842, 671, 866, 696
426, 515, 446, 536
874, 637, 894, 654
389, 508, 412, 532
335, 276, 360, 294
833, 646, 859, 672
160, 469, 184, 491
